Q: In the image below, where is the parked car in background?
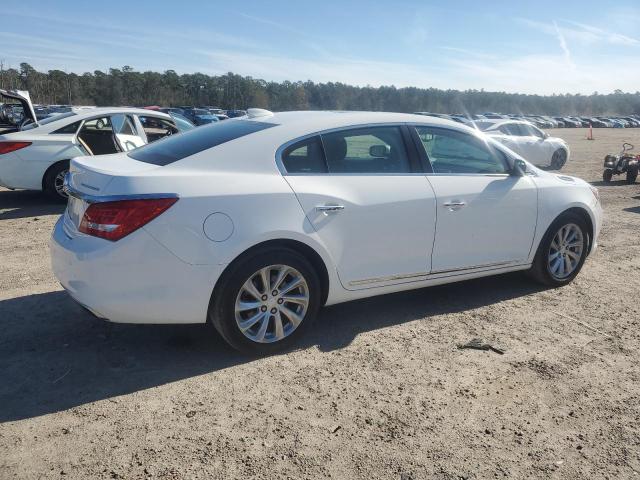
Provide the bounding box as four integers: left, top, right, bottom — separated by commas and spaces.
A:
51, 110, 601, 354
226, 109, 247, 118
168, 112, 196, 132
182, 108, 220, 125
0, 91, 186, 199
480, 120, 570, 169
583, 117, 609, 128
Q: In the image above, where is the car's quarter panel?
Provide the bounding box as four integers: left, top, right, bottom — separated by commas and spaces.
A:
0, 134, 82, 190
427, 174, 538, 272
50, 215, 219, 324
285, 175, 437, 289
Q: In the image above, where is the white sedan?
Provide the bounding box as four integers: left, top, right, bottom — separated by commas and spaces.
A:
478, 120, 570, 169
51, 110, 602, 354
0, 90, 188, 199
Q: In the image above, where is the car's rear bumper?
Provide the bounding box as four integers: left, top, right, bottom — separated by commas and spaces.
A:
50, 215, 220, 324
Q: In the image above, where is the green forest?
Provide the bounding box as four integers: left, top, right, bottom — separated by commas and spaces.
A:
1, 62, 639, 115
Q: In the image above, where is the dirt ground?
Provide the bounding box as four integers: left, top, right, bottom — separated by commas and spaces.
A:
1, 128, 639, 480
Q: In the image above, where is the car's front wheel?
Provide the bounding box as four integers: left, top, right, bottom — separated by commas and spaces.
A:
528, 212, 589, 287
550, 149, 567, 170
209, 248, 321, 354
43, 161, 70, 201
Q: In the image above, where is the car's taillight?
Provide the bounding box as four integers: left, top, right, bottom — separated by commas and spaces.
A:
79, 197, 178, 241
0, 141, 31, 155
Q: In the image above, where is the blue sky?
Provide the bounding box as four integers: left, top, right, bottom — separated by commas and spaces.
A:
3, 0, 640, 94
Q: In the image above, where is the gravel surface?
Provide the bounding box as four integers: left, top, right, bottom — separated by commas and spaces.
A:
1, 128, 639, 479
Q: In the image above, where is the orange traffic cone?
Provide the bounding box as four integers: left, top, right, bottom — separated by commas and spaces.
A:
587, 124, 594, 140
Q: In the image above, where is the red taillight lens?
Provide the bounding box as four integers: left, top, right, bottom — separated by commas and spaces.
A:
0, 141, 32, 155
79, 197, 178, 241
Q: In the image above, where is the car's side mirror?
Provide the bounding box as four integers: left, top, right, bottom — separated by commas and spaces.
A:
512, 159, 527, 176
369, 144, 390, 158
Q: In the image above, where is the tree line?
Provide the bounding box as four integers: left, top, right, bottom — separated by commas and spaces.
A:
1, 62, 639, 116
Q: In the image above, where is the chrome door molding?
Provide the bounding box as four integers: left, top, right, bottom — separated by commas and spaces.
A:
348, 260, 527, 287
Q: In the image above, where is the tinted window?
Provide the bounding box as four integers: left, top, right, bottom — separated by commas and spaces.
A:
129, 120, 276, 166
321, 126, 410, 173
416, 127, 508, 174
51, 120, 82, 134
281, 136, 327, 173
24, 111, 77, 131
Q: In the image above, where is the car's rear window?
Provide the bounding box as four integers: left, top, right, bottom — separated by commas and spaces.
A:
128, 120, 277, 166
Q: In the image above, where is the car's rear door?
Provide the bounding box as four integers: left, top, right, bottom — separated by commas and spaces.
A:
282, 125, 437, 290
413, 126, 537, 273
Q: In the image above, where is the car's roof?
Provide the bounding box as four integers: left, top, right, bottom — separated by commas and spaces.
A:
256, 110, 467, 134
69, 107, 171, 120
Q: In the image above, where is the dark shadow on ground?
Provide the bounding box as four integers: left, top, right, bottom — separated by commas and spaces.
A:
0, 273, 545, 422
0, 189, 65, 220
623, 205, 640, 214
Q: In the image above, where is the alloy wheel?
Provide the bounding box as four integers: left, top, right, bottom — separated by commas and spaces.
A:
54, 169, 69, 198
547, 223, 584, 280
234, 264, 309, 343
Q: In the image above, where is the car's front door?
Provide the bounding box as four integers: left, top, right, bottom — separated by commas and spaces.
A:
111, 113, 145, 151
282, 125, 437, 290
517, 124, 555, 166
414, 126, 538, 273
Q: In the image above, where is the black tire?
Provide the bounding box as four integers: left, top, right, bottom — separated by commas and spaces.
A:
626, 167, 638, 184
603, 170, 613, 182
528, 212, 589, 287
209, 247, 321, 355
43, 161, 70, 201
550, 149, 567, 170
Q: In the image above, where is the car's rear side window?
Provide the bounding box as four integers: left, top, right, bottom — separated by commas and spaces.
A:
281, 136, 328, 173
128, 120, 277, 166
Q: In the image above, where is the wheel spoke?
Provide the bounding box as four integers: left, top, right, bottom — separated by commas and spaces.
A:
273, 311, 285, 340
566, 250, 581, 262
237, 300, 261, 311
242, 279, 262, 301
272, 266, 290, 291
259, 267, 271, 293
238, 311, 266, 332
280, 277, 303, 295
551, 257, 562, 274
281, 294, 309, 307
280, 305, 303, 327
255, 314, 270, 341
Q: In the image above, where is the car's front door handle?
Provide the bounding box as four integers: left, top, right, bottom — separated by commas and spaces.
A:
316, 204, 345, 213
443, 201, 466, 210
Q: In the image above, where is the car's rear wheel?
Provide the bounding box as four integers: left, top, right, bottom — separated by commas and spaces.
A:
550, 149, 567, 170
209, 248, 321, 354
528, 212, 589, 287
43, 161, 70, 201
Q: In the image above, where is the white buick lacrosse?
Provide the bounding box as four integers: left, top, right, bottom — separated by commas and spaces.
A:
51, 110, 602, 354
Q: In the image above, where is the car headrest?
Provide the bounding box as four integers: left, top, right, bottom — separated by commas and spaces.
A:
323, 135, 347, 162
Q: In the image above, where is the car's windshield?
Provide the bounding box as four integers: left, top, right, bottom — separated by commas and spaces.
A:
21, 111, 77, 130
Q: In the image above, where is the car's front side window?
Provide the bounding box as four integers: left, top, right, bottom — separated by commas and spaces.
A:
415, 127, 508, 174
321, 126, 411, 174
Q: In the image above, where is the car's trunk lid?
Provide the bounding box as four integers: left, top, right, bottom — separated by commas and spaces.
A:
64, 153, 162, 231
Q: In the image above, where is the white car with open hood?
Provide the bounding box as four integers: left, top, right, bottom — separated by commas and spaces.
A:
477, 119, 570, 170
50, 110, 602, 354
0, 89, 188, 199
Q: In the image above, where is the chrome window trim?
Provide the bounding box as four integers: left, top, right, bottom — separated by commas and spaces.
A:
275, 122, 519, 178
63, 173, 178, 204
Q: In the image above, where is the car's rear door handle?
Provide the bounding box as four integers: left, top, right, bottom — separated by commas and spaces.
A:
316, 204, 345, 213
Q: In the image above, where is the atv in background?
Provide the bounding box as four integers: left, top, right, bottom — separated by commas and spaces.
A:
603, 142, 639, 184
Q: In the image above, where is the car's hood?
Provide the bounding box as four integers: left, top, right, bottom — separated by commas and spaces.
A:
0, 89, 37, 127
